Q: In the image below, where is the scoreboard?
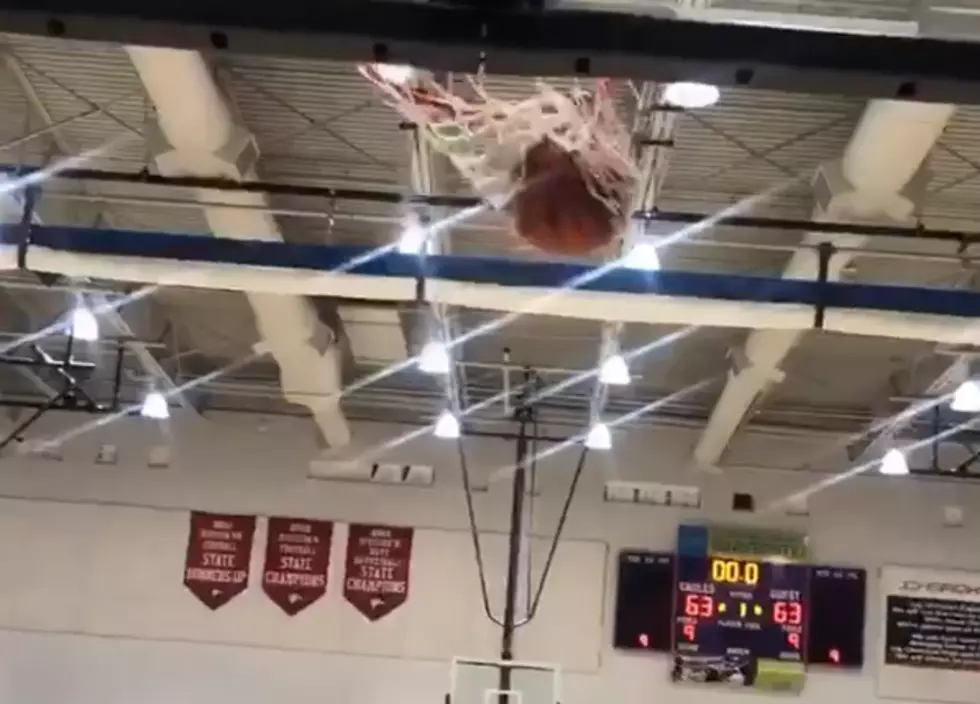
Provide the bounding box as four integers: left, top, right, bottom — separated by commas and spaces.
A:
613, 550, 867, 689
672, 556, 809, 691
674, 556, 807, 662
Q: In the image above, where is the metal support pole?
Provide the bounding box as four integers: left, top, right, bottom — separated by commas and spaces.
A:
14, 180, 36, 270
499, 367, 533, 702
813, 241, 834, 330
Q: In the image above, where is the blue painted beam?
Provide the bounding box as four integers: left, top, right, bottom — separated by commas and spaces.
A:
6, 224, 980, 320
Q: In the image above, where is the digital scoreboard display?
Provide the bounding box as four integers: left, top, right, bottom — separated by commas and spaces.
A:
671, 555, 809, 691
614, 551, 866, 670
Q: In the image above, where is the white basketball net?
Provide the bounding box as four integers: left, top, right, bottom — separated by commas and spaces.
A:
359, 65, 637, 214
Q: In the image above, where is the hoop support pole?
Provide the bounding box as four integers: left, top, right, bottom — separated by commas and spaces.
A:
499, 366, 534, 702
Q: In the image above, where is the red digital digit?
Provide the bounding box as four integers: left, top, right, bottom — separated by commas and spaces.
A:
773, 601, 803, 625
699, 595, 714, 617
684, 594, 714, 617
683, 623, 696, 641
638, 633, 650, 648
788, 633, 800, 650
829, 648, 841, 664
684, 594, 700, 617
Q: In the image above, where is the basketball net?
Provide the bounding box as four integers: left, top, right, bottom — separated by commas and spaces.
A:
359, 65, 637, 215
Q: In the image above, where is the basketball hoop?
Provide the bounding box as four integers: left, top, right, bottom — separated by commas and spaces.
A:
360, 64, 638, 255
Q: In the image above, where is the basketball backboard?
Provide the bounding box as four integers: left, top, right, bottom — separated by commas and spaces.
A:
448, 656, 561, 704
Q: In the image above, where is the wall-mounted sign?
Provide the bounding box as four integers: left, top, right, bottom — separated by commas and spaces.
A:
262, 517, 334, 616
678, 524, 809, 561
343, 523, 413, 621
878, 565, 980, 703
184, 511, 256, 610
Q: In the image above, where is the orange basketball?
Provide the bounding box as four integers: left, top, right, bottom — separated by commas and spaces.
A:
511, 139, 627, 256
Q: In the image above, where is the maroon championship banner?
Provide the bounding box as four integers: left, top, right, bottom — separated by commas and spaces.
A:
344, 523, 414, 621
183, 511, 256, 610
262, 517, 334, 616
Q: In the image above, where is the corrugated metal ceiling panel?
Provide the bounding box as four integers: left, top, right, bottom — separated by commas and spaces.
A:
662, 88, 862, 198
1, 35, 148, 163
219, 55, 409, 187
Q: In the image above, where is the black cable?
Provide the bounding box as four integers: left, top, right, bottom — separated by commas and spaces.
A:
524, 444, 589, 619
454, 370, 591, 627
455, 431, 502, 624
523, 410, 539, 613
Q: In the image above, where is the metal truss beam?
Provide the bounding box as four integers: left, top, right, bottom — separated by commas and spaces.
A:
0, 339, 125, 451
1, 56, 198, 415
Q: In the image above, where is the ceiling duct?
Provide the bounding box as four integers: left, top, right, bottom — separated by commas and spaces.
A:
692, 99, 956, 469
125, 46, 351, 448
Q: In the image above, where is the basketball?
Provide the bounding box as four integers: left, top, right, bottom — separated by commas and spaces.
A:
511, 139, 628, 256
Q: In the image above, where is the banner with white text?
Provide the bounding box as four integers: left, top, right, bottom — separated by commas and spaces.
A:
263, 517, 333, 616
343, 523, 413, 621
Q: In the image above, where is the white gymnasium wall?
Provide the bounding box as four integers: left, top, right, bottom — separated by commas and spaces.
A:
0, 411, 978, 704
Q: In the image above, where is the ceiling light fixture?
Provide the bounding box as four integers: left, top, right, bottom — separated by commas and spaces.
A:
622, 242, 661, 271
433, 410, 461, 440
879, 448, 910, 477
599, 353, 631, 386
951, 379, 980, 413
140, 391, 170, 420
373, 63, 416, 85
663, 82, 721, 109
397, 216, 436, 255
585, 423, 613, 451
70, 306, 99, 342
418, 340, 451, 375
397, 220, 428, 254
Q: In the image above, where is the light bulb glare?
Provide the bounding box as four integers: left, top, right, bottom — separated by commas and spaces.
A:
663, 82, 721, 109
140, 391, 170, 420
70, 307, 99, 341
879, 448, 909, 477
433, 410, 460, 440
373, 63, 416, 85
585, 423, 612, 451
397, 222, 430, 254
418, 340, 451, 375
623, 242, 661, 271
951, 379, 980, 413
599, 354, 631, 386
